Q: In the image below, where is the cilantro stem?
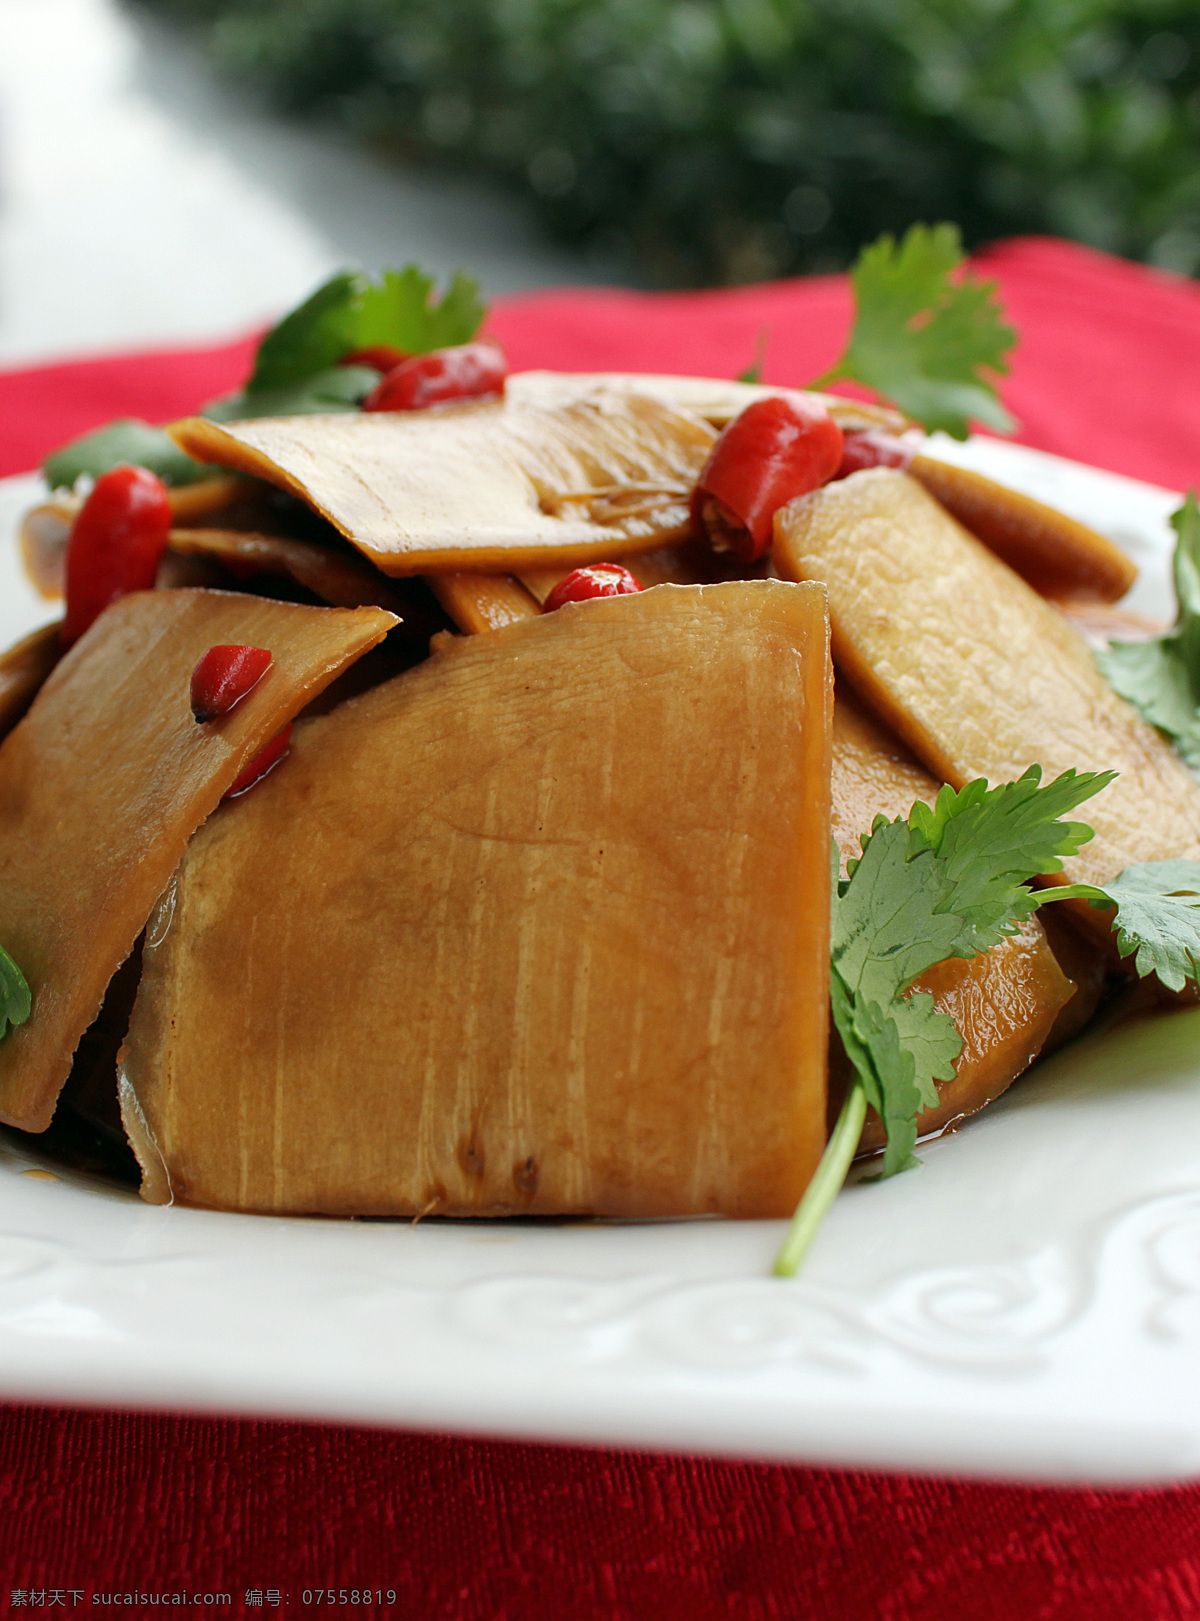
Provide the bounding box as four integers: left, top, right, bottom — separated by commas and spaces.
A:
773, 1080, 867, 1278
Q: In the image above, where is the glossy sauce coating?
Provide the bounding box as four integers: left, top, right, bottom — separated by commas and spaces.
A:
0, 589, 394, 1131
171, 392, 716, 577
775, 469, 1200, 892
166, 528, 408, 614
0, 624, 61, 742
909, 454, 1137, 605
428, 572, 541, 634
858, 915, 1075, 1150
505, 372, 906, 433
120, 582, 832, 1218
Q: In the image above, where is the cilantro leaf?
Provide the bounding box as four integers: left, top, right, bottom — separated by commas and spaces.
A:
777, 765, 1112, 1277
1097, 493, 1200, 767
1096, 638, 1198, 739
1103, 861, 1200, 990
248, 273, 363, 393
909, 767, 1114, 952
0, 945, 31, 1040
244, 266, 486, 398
39, 264, 483, 466
833, 765, 1110, 1179
1046, 859, 1200, 993
355, 267, 486, 355
778, 765, 1200, 1278
42, 419, 211, 491
814, 223, 1016, 440
833, 818, 964, 1003
832, 969, 960, 1179
203, 366, 382, 423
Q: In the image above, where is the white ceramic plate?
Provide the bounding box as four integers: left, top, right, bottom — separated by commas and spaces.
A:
1, 442, 1198, 1486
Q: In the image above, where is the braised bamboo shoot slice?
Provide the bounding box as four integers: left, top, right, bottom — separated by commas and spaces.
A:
20, 477, 249, 601
506, 372, 907, 434
167, 528, 407, 613
910, 454, 1137, 605
170, 393, 716, 577
0, 625, 61, 742
120, 580, 832, 1218
830, 684, 942, 867
775, 469, 1200, 890
0, 589, 395, 1131
429, 572, 541, 633
18, 501, 73, 599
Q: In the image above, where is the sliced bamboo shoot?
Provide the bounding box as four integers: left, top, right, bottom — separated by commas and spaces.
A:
775, 469, 1200, 890
167, 529, 407, 613
170, 393, 716, 577
120, 581, 832, 1218
0, 625, 61, 741
506, 372, 906, 434
0, 589, 395, 1131
20, 477, 249, 601
910, 454, 1137, 605
830, 684, 941, 869
429, 573, 541, 633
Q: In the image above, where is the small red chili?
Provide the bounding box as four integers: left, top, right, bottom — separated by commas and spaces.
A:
224, 723, 293, 800
690, 397, 844, 563
835, 429, 918, 479
61, 465, 172, 648
543, 564, 643, 613
362, 339, 507, 413
339, 344, 410, 373
190, 645, 273, 724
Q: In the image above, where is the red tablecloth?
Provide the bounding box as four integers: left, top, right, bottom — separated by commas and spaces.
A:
3, 237, 1200, 1617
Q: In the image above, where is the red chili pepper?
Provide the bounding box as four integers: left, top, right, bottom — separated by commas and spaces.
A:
338, 345, 410, 373
190, 645, 273, 724
835, 429, 918, 479
224, 723, 293, 800
690, 397, 843, 563
362, 340, 507, 413
61, 465, 172, 647
543, 564, 643, 613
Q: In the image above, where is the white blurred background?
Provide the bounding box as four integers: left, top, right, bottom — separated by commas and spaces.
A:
0, 0, 598, 367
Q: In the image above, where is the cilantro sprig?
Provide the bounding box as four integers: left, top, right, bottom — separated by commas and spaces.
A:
1097, 492, 1200, 772
247, 266, 484, 393
207, 265, 486, 421
202, 364, 384, 424
1042, 862, 1200, 992
812, 222, 1016, 440
775, 765, 1200, 1277
829, 767, 1109, 1184
43, 419, 211, 492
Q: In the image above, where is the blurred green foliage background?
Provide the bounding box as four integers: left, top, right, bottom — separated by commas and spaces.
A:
137, 0, 1200, 287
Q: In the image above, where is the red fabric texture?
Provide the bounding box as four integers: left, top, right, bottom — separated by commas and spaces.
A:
3, 236, 1200, 1614
3, 1406, 1200, 1619
4, 236, 1200, 490
0, 337, 259, 483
